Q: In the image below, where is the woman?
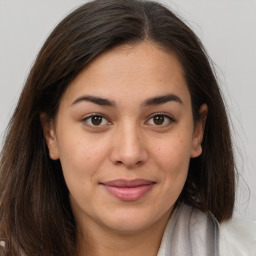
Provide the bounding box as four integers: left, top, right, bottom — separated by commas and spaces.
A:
0, 0, 255, 255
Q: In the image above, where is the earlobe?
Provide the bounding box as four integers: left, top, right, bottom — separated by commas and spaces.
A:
191, 104, 208, 158
40, 113, 59, 160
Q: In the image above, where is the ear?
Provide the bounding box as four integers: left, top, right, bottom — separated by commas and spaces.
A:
40, 113, 59, 160
191, 104, 208, 158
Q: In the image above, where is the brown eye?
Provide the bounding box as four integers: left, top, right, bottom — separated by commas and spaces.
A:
91, 116, 103, 126
146, 114, 174, 127
153, 115, 165, 125
83, 114, 110, 128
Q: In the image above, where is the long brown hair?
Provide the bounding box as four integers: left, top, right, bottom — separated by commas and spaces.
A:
0, 0, 235, 255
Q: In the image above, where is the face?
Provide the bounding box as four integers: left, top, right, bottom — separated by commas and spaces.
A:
42, 41, 206, 236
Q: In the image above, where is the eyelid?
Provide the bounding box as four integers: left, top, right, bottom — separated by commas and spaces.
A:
145, 112, 176, 127
82, 113, 112, 129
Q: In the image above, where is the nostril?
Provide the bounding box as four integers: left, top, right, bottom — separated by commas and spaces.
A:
136, 160, 143, 166
114, 160, 144, 167
109, 139, 149, 168
115, 160, 123, 165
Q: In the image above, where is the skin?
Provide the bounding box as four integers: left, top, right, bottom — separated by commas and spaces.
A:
42, 41, 207, 256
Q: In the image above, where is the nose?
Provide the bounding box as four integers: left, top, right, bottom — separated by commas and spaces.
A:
109, 123, 149, 168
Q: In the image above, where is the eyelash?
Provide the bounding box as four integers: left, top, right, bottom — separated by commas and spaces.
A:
82, 114, 111, 129
146, 113, 175, 127
82, 113, 175, 129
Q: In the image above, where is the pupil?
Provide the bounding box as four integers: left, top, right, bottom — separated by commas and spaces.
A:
92, 116, 102, 125
154, 116, 164, 125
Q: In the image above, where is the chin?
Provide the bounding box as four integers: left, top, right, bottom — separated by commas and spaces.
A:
96, 207, 169, 234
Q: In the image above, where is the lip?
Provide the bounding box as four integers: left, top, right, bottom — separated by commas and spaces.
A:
100, 179, 156, 201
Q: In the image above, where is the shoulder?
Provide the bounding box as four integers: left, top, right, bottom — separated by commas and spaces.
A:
219, 218, 256, 256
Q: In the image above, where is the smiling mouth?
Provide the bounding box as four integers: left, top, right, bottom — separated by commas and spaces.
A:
100, 179, 156, 201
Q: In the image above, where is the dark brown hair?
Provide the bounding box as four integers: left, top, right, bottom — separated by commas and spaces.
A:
0, 0, 235, 255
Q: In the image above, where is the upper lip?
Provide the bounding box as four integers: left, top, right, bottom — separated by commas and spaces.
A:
101, 179, 156, 188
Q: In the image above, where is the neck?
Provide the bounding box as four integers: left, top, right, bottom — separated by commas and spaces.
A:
77, 211, 171, 256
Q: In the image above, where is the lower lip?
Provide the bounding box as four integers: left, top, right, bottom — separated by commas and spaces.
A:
102, 184, 154, 201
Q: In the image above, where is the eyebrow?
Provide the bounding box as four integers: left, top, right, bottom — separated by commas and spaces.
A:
142, 94, 183, 106
71, 95, 116, 107
71, 93, 182, 107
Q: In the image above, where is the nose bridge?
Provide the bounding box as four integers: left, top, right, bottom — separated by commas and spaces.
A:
110, 120, 148, 167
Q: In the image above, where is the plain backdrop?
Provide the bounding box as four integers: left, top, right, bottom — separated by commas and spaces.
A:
0, 0, 255, 220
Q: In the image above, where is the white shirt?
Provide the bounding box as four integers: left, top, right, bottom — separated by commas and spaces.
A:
157, 215, 256, 256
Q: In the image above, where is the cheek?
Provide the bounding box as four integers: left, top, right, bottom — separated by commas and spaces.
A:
152, 132, 193, 172
56, 131, 109, 190
150, 132, 193, 199
157, 139, 191, 196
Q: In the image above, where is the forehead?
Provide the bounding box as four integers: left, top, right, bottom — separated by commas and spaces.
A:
60, 41, 190, 106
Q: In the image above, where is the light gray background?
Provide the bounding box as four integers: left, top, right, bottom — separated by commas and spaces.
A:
0, 0, 255, 220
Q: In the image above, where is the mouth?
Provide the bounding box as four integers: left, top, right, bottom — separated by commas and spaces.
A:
100, 179, 156, 201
